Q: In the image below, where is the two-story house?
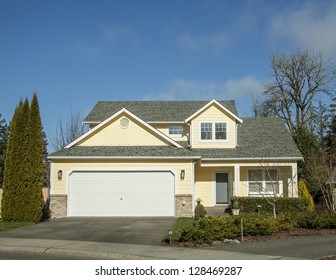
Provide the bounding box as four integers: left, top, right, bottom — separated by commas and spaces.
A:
48, 99, 303, 217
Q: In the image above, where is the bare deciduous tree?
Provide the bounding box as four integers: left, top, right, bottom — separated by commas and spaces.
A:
49, 111, 85, 151
263, 50, 335, 134
305, 149, 336, 213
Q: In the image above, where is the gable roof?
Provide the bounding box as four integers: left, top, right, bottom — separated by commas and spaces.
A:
66, 108, 182, 148
49, 117, 303, 161
83, 100, 238, 123
185, 99, 243, 123
193, 118, 303, 160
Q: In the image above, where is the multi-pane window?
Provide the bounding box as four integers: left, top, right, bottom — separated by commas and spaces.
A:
201, 123, 212, 140
201, 122, 227, 140
215, 123, 227, 140
169, 126, 183, 136
248, 169, 280, 195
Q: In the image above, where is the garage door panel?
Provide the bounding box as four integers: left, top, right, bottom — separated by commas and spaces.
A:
69, 171, 175, 216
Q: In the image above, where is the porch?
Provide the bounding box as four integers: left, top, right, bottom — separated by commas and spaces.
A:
193, 161, 299, 208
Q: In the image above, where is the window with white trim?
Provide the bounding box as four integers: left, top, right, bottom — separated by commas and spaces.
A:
200, 122, 227, 141
168, 126, 183, 137
248, 169, 280, 195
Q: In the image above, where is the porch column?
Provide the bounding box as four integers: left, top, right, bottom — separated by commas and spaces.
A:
290, 163, 298, 197
233, 164, 240, 197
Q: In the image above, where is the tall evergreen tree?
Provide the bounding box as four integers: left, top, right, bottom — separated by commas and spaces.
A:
1, 99, 30, 221
2, 95, 45, 222
0, 114, 9, 189
26, 93, 44, 222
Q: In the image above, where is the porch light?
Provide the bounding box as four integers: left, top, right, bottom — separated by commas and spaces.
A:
57, 170, 63, 181
180, 170, 185, 180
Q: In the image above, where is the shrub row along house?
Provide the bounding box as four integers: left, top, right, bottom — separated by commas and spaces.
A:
48, 99, 303, 217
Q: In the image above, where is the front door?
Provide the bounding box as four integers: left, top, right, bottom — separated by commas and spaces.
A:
216, 173, 229, 204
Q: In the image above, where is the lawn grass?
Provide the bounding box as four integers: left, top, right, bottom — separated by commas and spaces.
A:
0, 221, 32, 232
162, 217, 194, 243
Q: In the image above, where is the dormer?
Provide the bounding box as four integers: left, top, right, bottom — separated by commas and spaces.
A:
185, 99, 243, 148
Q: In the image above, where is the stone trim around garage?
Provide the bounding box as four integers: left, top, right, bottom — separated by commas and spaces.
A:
175, 194, 193, 217
50, 193, 193, 218
50, 194, 67, 218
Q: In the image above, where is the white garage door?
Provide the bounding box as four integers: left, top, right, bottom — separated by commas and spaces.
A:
68, 171, 175, 216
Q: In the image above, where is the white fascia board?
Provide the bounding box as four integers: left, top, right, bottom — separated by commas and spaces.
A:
66, 108, 183, 149
201, 157, 303, 162
185, 99, 243, 124
148, 121, 185, 124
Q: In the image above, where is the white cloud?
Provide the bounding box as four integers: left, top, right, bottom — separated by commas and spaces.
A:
271, 1, 336, 58
144, 76, 263, 101
178, 31, 232, 53
74, 25, 135, 58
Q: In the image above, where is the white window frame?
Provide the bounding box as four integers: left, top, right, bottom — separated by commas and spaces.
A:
200, 121, 228, 142
168, 126, 183, 137
248, 169, 282, 196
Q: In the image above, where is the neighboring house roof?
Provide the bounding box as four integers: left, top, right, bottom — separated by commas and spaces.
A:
193, 118, 303, 160
83, 100, 239, 123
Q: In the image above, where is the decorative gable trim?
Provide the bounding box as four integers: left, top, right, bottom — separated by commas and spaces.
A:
185, 99, 243, 124
65, 108, 183, 148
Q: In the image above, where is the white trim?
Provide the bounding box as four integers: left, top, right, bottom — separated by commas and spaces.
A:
199, 121, 229, 142
148, 121, 185, 124
66, 167, 178, 217
49, 162, 54, 194
201, 157, 303, 162
65, 108, 183, 149
185, 99, 243, 124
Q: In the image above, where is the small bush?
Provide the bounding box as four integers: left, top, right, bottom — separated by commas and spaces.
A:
298, 180, 314, 211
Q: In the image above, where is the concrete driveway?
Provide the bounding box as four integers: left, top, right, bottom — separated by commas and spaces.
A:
0, 217, 177, 246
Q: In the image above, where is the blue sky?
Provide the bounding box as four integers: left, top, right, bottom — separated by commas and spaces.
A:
1, 0, 336, 149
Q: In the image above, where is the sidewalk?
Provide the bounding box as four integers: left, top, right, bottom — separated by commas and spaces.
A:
0, 237, 300, 260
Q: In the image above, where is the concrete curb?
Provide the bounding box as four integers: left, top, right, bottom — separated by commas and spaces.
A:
0, 238, 302, 260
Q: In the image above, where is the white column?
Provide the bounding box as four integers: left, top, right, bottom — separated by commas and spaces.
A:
290, 163, 298, 197
234, 165, 240, 197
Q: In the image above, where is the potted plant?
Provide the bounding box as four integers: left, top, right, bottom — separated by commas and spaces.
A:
231, 200, 240, 215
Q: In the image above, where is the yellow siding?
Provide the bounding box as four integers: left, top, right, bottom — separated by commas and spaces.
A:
191, 104, 236, 148
77, 113, 171, 146
154, 124, 189, 142
194, 166, 233, 207
51, 160, 192, 195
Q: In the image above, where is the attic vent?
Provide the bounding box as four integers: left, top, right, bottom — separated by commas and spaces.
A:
120, 117, 129, 129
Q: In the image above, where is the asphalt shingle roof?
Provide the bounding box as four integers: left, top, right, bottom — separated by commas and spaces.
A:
49, 145, 197, 158
83, 100, 238, 123
191, 118, 303, 159
49, 117, 303, 160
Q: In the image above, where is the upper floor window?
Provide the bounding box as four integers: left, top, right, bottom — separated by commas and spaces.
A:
169, 126, 183, 137
200, 122, 227, 141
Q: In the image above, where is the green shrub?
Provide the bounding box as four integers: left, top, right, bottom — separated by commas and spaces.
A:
298, 180, 314, 211
230, 196, 309, 214
294, 212, 336, 229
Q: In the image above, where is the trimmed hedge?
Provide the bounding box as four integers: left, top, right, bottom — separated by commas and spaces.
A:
230, 196, 309, 214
